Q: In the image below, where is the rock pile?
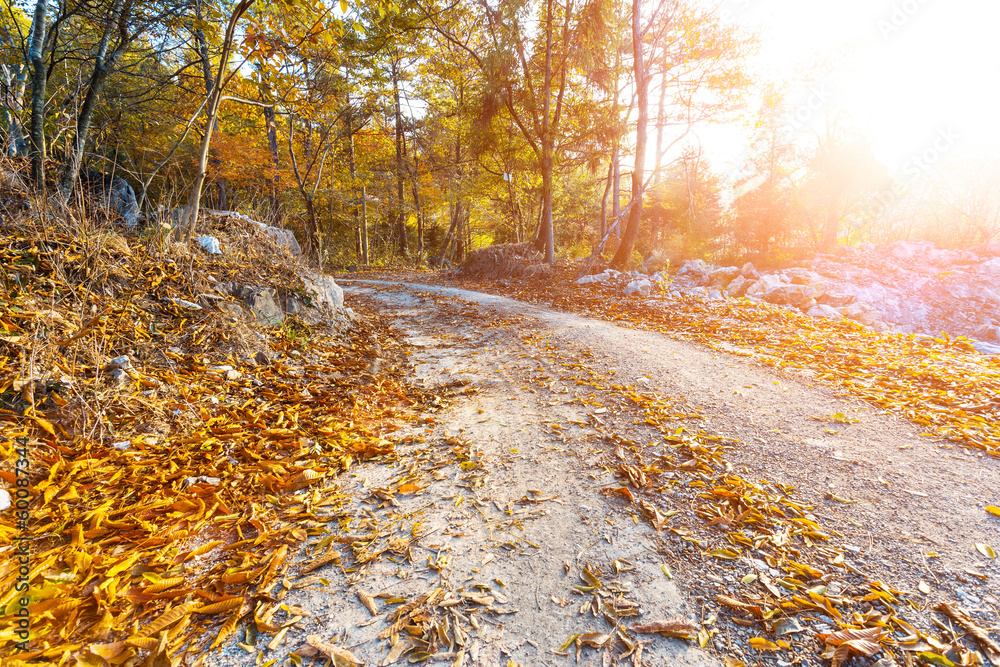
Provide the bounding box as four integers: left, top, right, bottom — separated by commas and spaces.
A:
575, 239, 1000, 353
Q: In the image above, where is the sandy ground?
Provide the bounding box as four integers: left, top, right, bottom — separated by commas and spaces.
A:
206, 279, 1000, 667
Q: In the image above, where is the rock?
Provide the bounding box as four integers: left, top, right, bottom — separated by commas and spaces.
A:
726, 275, 749, 297
576, 273, 609, 285
215, 301, 245, 319
113, 441, 131, 450
624, 279, 653, 296
184, 476, 221, 487
807, 304, 842, 319
196, 236, 222, 255
817, 292, 856, 307
707, 288, 724, 300
254, 221, 301, 256
244, 287, 284, 326
0, 488, 9, 511
298, 271, 345, 314
81, 169, 139, 230
226, 370, 241, 381
973, 324, 1000, 343
974, 241, 1000, 257
254, 351, 270, 365
677, 259, 710, 277
709, 266, 741, 287
106, 355, 132, 371
763, 283, 817, 307
206, 210, 302, 256
740, 262, 760, 279
167, 297, 202, 310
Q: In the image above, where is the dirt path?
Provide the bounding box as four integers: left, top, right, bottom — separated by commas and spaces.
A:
210, 279, 1000, 667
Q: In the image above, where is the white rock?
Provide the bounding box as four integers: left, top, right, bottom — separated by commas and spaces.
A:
113, 441, 131, 450
196, 235, 222, 255
576, 274, 609, 285
624, 279, 653, 296
167, 298, 202, 310
184, 476, 221, 487
806, 304, 842, 319
107, 355, 132, 370
0, 489, 9, 511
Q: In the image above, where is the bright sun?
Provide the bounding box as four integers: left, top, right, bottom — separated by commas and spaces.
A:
707, 0, 1000, 173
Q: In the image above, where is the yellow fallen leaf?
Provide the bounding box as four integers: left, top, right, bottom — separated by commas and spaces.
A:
749, 637, 779, 651
975, 543, 996, 559
986, 506, 1000, 518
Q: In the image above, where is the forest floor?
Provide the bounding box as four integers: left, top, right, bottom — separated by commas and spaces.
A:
208, 275, 1000, 667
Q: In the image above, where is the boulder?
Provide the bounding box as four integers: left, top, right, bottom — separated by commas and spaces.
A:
740, 262, 760, 279
762, 283, 818, 308
807, 304, 842, 319
576, 273, 609, 285
624, 279, 653, 296
81, 169, 140, 230
244, 287, 284, 326
205, 210, 302, 255
745, 274, 784, 299
298, 271, 344, 314
726, 275, 749, 297
709, 266, 741, 287
196, 236, 222, 255
817, 292, 857, 307
973, 324, 1000, 343
677, 259, 710, 277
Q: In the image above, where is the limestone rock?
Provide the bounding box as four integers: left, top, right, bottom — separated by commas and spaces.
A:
807, 304, 842, 319
244, 287, 284, 326
726, 275, 749, 297
196, 236, 222, 255
624, 279, 653, 296
763, 283, 818, 308
709, 266, 741, 287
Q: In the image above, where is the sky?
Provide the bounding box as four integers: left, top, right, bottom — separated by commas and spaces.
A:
696, 0, 1000, 175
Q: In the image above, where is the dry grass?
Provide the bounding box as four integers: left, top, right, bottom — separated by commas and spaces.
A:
456, 242, 555, 280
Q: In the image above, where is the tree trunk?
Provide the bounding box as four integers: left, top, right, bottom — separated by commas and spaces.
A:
27, 0, 47, 188
392, 59, 408, 255
62, 0, 127, 195
438, 199, 462, 266
412, 157, 424, 262
611, 0, 648, 268
361, 186, 369, 265
264, 105, 281, 225
599, 157, 613, 237
612, 145, 620, 234
180, 0, 255, 242
653, 64, 668, 186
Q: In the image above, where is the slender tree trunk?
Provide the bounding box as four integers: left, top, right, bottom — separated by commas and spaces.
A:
264, 105, 281, 224
392, 58, 407, 255
180, 0, 255, 242
533, 0, 556, 263
438, 199, 462, 266
611, 0, 648, 268
62, 0, 126, 195
411, 154, 424, 262
612, 145, 620, 234
361, 186, 369, 265
27, 0, 47, 187
653, 66, 668, 186
599, 157, 613, 237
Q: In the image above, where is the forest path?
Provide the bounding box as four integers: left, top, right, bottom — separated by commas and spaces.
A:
213, 279, 1000, 667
